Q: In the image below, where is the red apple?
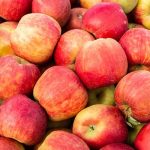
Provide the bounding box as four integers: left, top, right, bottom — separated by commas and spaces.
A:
32, 0, 71, 27
115, 70, 150, 123
35, 130, 90, 150
33, 66, 88, 121
54, 29, 94, 68
75, 38, 128, 89
79, 0, 102, 9
11, 13, 61, 64
0, 0, 32, 21
73, 104, 128, 149
0, 94, 48, 145
0, 137, 25, 150
82, 2, 128, 40
134, 123, 150, 150
0, 21, 17, 56
0, 55, 40, 100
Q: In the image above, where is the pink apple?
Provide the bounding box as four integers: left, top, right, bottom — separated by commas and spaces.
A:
79, 0, 102, 9
0, 55, 40, 100
0, 0, 32, 21
0, 94, 48, 145
115, 70, 150, 123
82, 2, 128, 40
33, 66, 88, 121
54, 29, 94, 68
75, 38, 128, 89
32, 0, 71, 27
11, 13, 61, 64
73, 104, 128, 149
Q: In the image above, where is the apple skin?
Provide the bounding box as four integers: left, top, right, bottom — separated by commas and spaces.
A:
0, 137, 25, 150
115, 70, 150, 123
54, 29, 94, 67
134, 123, 150, 150
0, 0, 32, 21
73, 104, 128, 149
11, 13, 61, 64
35, 130, 90, 150
0, 94, 48, 145
79, 0, 102, 9
82, 2, 128, 40
100, 143, 134, 150
75, 38, 128, 89
0, 55, 40, 100
33, 66, 88, 121
32, 0, 71, 27
65, 7, 87, 30
0, 21, 17, 56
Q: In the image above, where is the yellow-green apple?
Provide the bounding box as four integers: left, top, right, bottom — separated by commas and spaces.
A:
79, 0, 102, 9
65, 7, 87, 30
100, 143, 134, 150
134, 0, 150, 29
0, 21, 17, 56
73, 104, 128, 149
88, 85, 115, 106
32, 0, 71, 27
82, 2, 128, 40
0, 55, 40, 100
102, 0, 138, 14
0, 0, 32, 21
0, 94, 48, 145
54, 29, 94, 68
120, 28, 150, 72
115, 70, 150, 123
35, 130, 90, 150
75, 38, 128, 89
0, 137, 25, 150
134, 123, 150, 150
11, 13, 61, 64
128, 23, 144, 29
33, 66, 88, 121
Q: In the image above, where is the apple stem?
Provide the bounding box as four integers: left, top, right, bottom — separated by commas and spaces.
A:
126, 116, 141, 128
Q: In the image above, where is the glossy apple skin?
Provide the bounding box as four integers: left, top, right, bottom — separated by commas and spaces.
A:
73, 104, 128, 149
75, 38, 128, 89
115, 70, 150, 122
0, 94, 48, 145
0, 137, 25, 150
54, 29, 94, 67
0, 21, 17, 56
0, 55, 40, 100
82, 2, 128, 40
11, 13, 61, 64
134, 123, 150, 150
36, 130, 90, 150
33, 66, 88, 121
0, 0, 32, 21
32, 0, 71, 27
79, 0, 102, 9
100, 143, 134, 150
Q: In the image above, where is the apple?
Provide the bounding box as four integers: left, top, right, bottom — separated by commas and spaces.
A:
100, 143, 134, 150
134, 123, 150, 150
0, 94, 48, 145
35, 130, 90, 150
0, 0, 32, 21
0, 137, 25, 150
0, 21, 17, 56
0, 55, 40, 100
79, 0, 102, 9
115, 70, 150, 123
82, 2, 128, 40
134, 0, 150, 29
11, 13, 61, 64
54, 29, 94, 68
33, 66, 88, 121
32, 0, 71, 27
73, 104, 128, 149
88, 85, 115, 106
75, 38, 128, 89
65, 7, 87, 30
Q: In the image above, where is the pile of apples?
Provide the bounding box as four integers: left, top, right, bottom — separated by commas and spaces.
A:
0, 0, 150, 149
